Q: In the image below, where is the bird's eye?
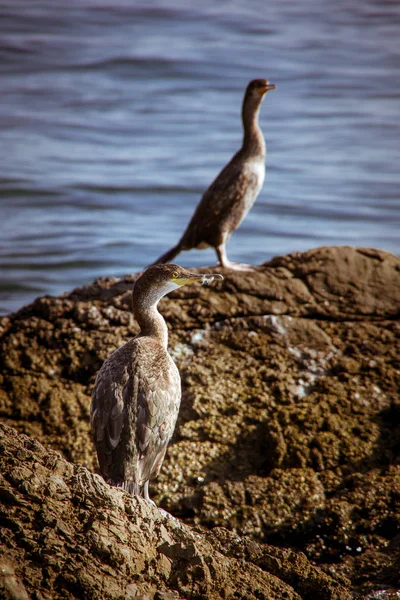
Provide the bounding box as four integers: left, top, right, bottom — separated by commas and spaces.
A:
172, 271, 178, 279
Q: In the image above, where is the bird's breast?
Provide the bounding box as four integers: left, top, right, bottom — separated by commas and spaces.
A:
238, 158, 265, 214
247, 157, 265, 191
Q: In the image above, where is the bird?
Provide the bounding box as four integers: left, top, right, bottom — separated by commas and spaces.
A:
152, 78, 276, 271
90, 263, 223, 504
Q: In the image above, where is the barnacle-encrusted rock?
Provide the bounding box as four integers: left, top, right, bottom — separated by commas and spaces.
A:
1, 246, 399, 597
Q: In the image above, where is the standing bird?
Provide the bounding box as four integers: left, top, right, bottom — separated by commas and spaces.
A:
90, 264, 222, 503
152, 78, 276, 270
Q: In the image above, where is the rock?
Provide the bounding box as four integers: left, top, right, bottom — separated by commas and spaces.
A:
0, 246, 399, 597
0, 423, 351, 599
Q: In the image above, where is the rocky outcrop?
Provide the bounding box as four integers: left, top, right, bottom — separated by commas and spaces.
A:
1, 246, 399, 597
0, 423, 351, 599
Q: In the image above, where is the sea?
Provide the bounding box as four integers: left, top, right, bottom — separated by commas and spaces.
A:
0, 0, 399, 315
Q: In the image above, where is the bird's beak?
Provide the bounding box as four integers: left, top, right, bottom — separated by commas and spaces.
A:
173, 273, 224, 287
262, 82, 276, 94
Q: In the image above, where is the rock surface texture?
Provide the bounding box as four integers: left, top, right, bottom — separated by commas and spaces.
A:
0, 246, 399, 598
0, 423, 351, 600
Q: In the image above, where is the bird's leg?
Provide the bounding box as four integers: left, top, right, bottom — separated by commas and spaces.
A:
143, 480, 157, 506
215, 244, 231, 268
215, 244, 255, 272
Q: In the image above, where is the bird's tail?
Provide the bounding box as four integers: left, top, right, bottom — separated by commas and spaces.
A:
150, 243, 182, 266
119, 480, 140, 496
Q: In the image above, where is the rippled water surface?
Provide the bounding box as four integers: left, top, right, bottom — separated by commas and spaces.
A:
1, 0, 399, 314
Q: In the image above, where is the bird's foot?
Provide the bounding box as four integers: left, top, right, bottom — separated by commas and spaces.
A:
144, 497, 157, 507
218, 261, 256, 272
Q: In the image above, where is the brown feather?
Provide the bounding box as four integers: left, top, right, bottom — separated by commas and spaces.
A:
90, 337, 181, 489
151, 78, 274, 267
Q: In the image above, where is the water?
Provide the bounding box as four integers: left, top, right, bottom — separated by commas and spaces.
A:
0, 0, 399, 315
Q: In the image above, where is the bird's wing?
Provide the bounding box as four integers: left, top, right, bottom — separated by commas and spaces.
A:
90, 339, 181, 486
90, 343, 132, 481
182, 157, 261, 247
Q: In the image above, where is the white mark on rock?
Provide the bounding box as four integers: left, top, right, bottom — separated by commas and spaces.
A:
191, 330, 207, 345
169, 343, 193, 361
265, 315, 288, 336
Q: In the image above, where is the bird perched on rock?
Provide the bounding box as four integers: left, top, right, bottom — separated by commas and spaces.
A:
152, 78, 276, 270
90, 264, 223, 503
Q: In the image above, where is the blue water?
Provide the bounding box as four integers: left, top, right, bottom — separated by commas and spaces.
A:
0, 0, 399, 315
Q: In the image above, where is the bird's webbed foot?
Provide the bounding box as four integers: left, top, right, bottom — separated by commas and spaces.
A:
215, 245, 256, 272
217, 260, 256, 272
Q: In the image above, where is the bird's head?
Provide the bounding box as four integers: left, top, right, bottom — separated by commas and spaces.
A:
246, 78, 276, 101
133, 264, 223, 306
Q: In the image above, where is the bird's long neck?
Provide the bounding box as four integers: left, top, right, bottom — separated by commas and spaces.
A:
242, 97, 266, 157
133, 299, 169, 348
